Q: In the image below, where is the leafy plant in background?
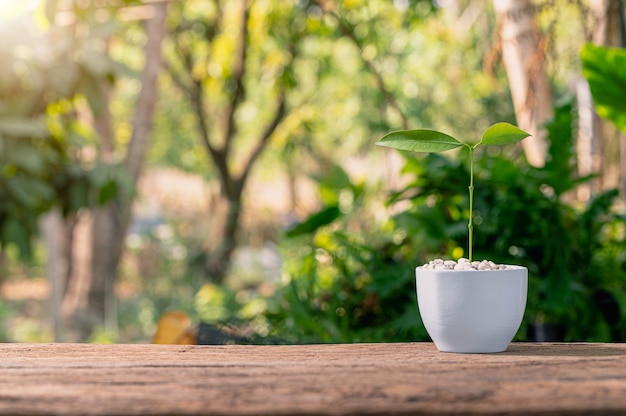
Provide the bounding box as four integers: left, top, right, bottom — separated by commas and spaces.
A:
264, 164, 428, 343
266, 230, 427, 343
376, 122, 530, 262
240, 103, 626, 343
578, 42, 626, 341
256, 102, 626, 344
0, 120, 126, 259
0, 5, 128, 259
580, 43, 626, 133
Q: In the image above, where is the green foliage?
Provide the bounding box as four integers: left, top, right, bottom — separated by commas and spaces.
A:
2, 0, 620, 344
0, 132, 128, 258
267, 230, 426, 343
264, 102, 626, 344
261, 164, 427, 343
285, 206, 341, 238
149, 0, 515, 185
0, 0, 130, 258
581, 43, 626, 133
0, 117, 123, 259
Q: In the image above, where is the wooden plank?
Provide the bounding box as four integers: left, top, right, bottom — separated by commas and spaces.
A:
1, 343, 626, 415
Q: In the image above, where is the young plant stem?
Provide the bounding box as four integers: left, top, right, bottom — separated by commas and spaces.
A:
375, 122, 530, 266
467, 145, 475, 263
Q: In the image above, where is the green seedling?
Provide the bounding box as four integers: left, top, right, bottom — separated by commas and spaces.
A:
376, 122, 530, 263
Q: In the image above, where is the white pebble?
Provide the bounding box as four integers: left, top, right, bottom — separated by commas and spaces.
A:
422, 258, 511, 271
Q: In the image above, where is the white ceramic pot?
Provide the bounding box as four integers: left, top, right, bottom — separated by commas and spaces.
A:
416, 265, 528, 353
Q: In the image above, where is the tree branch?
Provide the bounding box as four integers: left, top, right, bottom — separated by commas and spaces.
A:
126, 2, 168, 183
164, 61, 193, 98
237, 90, 287, 191
165, 7, 235, 193
220, 0, 250, 157
165, 18, 202, 100
188, 81, 231, 196
317, 3, 409, 129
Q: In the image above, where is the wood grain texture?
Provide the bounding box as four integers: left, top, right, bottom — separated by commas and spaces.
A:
1, 343, 626, 415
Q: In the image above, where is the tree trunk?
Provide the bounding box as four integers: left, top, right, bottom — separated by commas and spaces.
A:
83, 2, 168, 340
591, 0, 617, 44
616, 0, 626, 200
493, 0, 553, 167
60, 211, 93, 339
89, 76, 120, 338
60, 64, 119, 341
125, 4, 168, 188
576, 0, 619, 201
575, 76, 602, 201
41, 210, 68, 342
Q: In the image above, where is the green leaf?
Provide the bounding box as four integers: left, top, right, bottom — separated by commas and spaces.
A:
286, 205, 341, 238
98, 180, 118, 205
68, 180, 90, 212
480, 122, 530, 146
313, 164, 352, 206
6, 177, 38, 208
376, 130, 463, 153
581, 43, 626, 133
542, 101, 577, 196
1, 218, 32, 258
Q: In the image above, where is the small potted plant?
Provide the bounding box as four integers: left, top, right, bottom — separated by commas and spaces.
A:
377, 123, 530, 353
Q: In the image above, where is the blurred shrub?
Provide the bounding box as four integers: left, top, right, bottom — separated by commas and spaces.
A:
266, 229, 427, 343
262, 165, 428, 344
262, 102, 626, 343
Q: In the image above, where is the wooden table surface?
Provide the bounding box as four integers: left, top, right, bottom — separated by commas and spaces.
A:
1, 342, 626, 415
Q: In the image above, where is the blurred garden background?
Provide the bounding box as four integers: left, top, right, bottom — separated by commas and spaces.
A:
1, 0, 626, 344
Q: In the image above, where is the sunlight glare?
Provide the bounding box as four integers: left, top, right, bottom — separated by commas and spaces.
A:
0, 0, 40, 20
